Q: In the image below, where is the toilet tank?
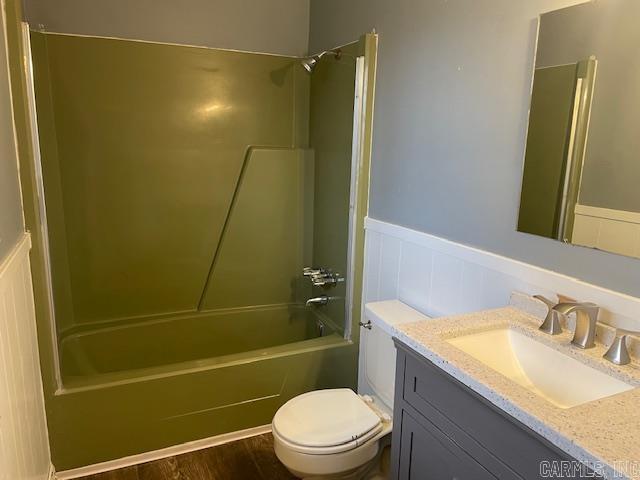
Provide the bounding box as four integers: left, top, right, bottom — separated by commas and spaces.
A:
359, 301, 431, 410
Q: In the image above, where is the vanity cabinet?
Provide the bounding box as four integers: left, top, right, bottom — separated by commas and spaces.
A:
397, 410, 494, 479
390, 339, 601, 479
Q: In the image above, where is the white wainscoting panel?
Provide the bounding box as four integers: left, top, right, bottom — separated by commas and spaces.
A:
572, 204, 640, 258
362, 217, 640, 333
0, 234, 51, 480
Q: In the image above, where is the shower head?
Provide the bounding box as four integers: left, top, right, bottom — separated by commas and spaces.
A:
301, 56, 319, 73
300, 49, 342, 74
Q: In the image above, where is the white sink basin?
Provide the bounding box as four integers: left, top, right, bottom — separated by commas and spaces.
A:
447, 328, 634, 409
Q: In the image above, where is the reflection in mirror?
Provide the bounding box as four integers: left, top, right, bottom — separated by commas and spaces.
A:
518, 0, 640, 259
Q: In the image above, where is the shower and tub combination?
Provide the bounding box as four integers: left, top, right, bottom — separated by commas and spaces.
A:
21, 27, 377, 470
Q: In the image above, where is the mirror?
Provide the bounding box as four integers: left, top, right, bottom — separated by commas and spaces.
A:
518, 0, 640, 259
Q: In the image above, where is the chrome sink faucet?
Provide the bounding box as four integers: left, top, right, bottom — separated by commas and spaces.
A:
554, 302, 599, 349
534, 296, 599, 349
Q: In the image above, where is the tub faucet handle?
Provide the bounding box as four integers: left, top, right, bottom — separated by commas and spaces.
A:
303, 267, 324, 277
311, 272, 344, 287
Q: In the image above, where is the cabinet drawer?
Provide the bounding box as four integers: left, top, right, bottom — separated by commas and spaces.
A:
402, 348, 582, 479
398, 410, 495, 480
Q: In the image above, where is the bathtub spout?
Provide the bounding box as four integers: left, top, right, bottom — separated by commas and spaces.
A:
306, 295, 328, 307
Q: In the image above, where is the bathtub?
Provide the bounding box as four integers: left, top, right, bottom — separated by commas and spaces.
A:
50, 305, 357, 470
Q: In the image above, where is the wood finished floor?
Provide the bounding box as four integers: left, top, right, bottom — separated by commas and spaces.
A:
81, 433, 297, 480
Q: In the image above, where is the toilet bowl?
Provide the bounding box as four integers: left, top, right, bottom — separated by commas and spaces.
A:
272, 388, 392, 479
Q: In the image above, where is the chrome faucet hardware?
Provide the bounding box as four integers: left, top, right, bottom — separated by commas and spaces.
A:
311, 273, 344, 287
306, 295, 329, 307
303, 267, 324, 277
534, 295, 563, 335
553, 302, 599, 349
303, 267, 344, 288
603, 332, 631, 366
316, 320, 325, 337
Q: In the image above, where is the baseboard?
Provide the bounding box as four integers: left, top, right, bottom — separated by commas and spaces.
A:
54, 424, 272, 479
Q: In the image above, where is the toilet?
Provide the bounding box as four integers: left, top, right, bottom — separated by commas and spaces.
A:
272, 300, 429, 479
272, 389, 392, 478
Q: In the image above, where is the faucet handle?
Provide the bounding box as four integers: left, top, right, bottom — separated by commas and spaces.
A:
310, 270, 344, 287
603, 331, 631, 365
303, 267, 324, 277
533, 295, 563, 335
533, 295, 556, 309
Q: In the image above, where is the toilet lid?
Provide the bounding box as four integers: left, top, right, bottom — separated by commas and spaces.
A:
272, 389, 381, 449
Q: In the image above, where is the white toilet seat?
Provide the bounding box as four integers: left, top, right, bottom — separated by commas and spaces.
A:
272, 389, 392, 478
273, 389, 382, 452
272, 421, 383, 455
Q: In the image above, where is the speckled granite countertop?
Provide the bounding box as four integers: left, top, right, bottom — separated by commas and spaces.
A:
374, 299, 640, 479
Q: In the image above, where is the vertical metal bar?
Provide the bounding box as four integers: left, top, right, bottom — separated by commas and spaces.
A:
344, 56, 366, 341
557, 77, 583, 241
20, 22, 63, 390
560, 57, 598, 242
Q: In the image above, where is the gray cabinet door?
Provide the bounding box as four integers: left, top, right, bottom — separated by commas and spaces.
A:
398, 411, 496, 480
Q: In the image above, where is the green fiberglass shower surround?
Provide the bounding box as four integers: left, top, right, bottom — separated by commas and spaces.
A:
26, 30, 377, 469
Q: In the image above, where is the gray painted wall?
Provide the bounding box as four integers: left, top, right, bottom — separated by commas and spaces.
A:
24, 0, 310, 56
0, 4, 24, 260
309, 0, 640, 297
536, 0, 640, 213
